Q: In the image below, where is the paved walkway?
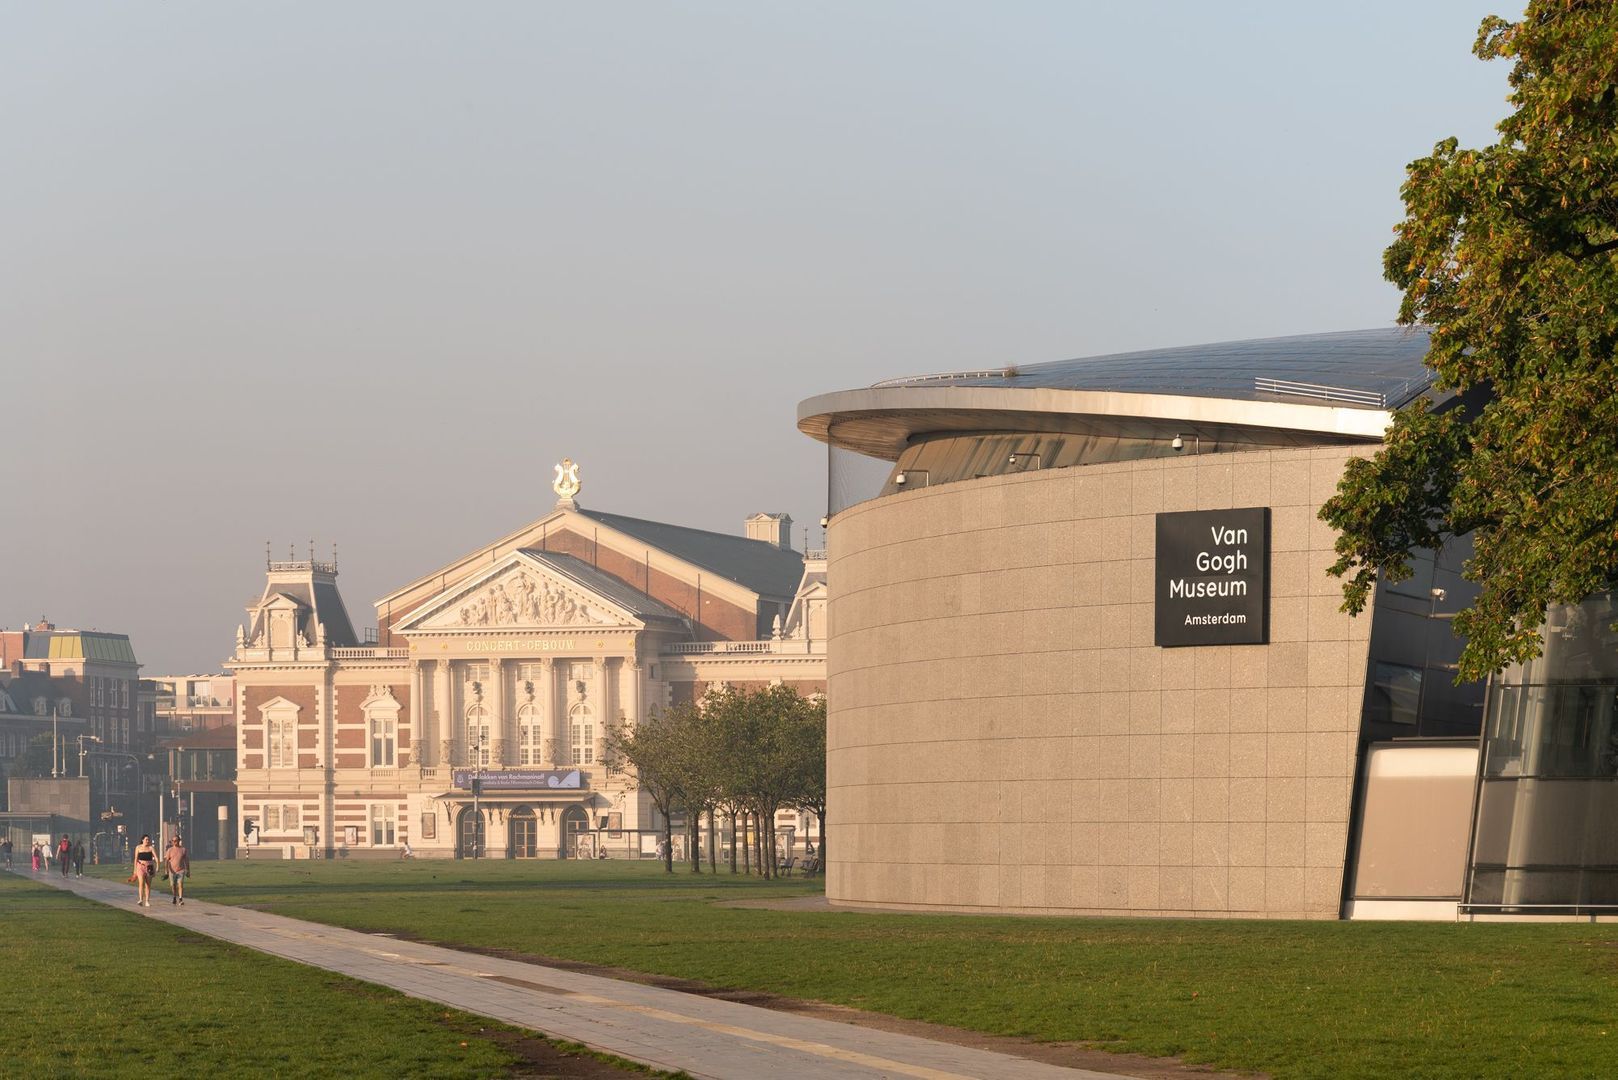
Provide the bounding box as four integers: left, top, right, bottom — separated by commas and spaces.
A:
20, 869, 1129, 1080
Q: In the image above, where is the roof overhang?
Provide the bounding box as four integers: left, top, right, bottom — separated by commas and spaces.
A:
797, 385, 1393, 461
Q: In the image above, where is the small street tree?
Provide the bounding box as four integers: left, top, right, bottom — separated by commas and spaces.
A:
1323, 1, 1618, 680
603, 708, 683, 873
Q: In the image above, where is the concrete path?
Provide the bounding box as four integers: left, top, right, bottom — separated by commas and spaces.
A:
20, 869, 1129, 1080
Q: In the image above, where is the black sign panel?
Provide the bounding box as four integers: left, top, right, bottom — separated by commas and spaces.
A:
1155, 507, 1269, 647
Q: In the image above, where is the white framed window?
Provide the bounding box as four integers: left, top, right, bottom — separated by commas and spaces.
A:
517, 703, 541, 765
283, 805, 300, 830
370, 804, 395, 846
370, 715, 396, 767
569, 703, 594, 765
362, 687, 401, 768
268, 717, 294, 767
265, 805, 281, 830
260, 697, 300, 768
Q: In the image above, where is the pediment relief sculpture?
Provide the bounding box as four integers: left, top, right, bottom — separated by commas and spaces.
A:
429, 570, 615, 630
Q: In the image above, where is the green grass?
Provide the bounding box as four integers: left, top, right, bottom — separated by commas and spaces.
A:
99, 858, 1618, 1080
0, 871, 642, 1078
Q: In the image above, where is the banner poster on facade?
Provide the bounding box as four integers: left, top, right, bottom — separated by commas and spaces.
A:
1155, 507, 1270, 647
451, 768, 583, 791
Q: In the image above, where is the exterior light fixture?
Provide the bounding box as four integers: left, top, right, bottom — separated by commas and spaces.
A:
1171, 435, 1184, 451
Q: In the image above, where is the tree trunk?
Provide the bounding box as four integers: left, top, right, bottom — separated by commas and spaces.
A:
662, 811, 674, 874
688, 812, 701, 873
728, 810, 738, 874
817, 807, 826, 867
707, 811, 717, 873
741, 811, 751, 875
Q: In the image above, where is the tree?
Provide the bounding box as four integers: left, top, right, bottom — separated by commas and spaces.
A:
1322, 1, 1618, 680
603, 708, 683, 873
786, 695, 827, 866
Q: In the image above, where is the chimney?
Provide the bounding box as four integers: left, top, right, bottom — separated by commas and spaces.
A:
745, 513, 793, 550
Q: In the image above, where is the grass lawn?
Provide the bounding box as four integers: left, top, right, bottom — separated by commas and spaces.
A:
96, 857, 1618, 1080
0, 871, 656, 1079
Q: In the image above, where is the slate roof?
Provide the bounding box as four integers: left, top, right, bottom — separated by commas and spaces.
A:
518, 551, 690, 625
576, 509, 806, 598
874, 327, 1436, 411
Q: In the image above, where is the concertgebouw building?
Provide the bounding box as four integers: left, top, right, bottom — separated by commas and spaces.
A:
801, 327, 1617, 920
228, 463, 826, 861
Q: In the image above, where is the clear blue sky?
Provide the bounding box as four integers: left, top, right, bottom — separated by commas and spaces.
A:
0, 2, 1515, 671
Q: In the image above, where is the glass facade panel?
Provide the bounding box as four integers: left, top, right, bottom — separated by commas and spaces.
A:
1464, 592, 1618, 912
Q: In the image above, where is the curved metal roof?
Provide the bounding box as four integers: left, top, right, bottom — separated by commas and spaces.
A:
799, 327, 1434, 460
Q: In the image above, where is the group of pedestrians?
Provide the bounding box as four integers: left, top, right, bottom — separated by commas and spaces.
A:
5, 831, 192, 907
4, 836, 87, 876
130, 834, 190, 907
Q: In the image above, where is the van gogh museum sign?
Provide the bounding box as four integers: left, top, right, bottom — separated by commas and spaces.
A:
1154, 507, 1269, 647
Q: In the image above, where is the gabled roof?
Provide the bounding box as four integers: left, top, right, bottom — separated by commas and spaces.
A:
394, 549, 689, 633
575, 509, 805, 599
522, 550, 689, 622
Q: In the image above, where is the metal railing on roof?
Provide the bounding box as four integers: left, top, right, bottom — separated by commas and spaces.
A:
870, 369, 1014, 388
1253, 377, 1388, 407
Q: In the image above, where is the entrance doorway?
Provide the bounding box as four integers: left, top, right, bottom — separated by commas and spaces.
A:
508, 806, 538, 859
456, 807, 485, 859
561, 805, 590, 858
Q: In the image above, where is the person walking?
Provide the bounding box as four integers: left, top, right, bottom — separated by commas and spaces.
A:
164, 835, 190, 906
2, 837, 12, 870
132, 834, 157, 907
72, 840, 85, 877
57, 836, 72, 879
31, 843, 42, 872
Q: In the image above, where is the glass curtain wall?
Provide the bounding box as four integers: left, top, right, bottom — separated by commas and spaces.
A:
1465, 592, 1618, 912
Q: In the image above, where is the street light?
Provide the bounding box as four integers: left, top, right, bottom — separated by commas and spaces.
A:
471, 732, 484, 860
77, 734, 102, 777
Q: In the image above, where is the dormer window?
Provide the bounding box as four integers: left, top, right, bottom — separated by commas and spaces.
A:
33, 697, 48, 716
57, 699, 71, 718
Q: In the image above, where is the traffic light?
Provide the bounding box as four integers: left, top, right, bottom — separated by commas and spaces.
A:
243, 817, 256, 840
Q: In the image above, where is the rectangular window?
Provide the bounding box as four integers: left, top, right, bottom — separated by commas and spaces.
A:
570, 720, 594, 765
268, 717, 294, 768
370, 715, 396, 767
370, 805, 395, 846
283, 805, 300, 829
265, 805, 281, 831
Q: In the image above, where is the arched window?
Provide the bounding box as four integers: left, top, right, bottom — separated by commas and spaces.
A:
517, 703, 541, 765
466, 704, 491, 766
569, 703, 594, 766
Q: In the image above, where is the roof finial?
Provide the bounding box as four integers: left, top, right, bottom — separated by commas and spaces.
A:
332, 542, 338, 570
309, 538, 315, 563
266, 540, 271, 570
553, 458, 582, 509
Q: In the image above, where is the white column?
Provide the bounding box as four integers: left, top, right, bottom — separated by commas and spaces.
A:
410, 662, 426, 769
490, 658, 506, 767
541, 658, 558, 765
437, 659, 454, 766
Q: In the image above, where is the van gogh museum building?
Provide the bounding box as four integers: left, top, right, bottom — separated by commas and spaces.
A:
801, 327, 1617, 920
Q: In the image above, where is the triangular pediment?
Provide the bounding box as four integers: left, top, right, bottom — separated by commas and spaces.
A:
396, 552, 639, 633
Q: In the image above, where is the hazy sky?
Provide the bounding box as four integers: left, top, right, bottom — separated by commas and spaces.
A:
2, 3, 1515, 672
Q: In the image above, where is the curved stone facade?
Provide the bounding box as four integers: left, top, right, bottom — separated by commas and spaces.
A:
826, 447, 1376, 919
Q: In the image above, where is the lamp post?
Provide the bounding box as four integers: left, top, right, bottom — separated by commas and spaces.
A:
77, 734, 102, 777
52, 704, 60, 778
471, 732, 483, 859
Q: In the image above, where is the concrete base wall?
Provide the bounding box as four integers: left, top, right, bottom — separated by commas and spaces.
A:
825, 447, 1376, 919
